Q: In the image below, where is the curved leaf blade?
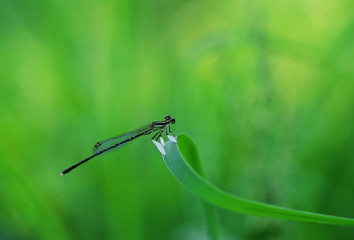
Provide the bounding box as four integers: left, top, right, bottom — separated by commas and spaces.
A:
161, 134, 354, 226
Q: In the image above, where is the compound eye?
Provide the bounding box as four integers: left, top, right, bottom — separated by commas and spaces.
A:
165, 115, 171, 120
171, 118, 175, 124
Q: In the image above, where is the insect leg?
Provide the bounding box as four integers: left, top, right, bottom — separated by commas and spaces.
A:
155, 128, 165, 140
151, 130, 162, 140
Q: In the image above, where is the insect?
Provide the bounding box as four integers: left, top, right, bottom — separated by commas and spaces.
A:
61, 115, 175, 175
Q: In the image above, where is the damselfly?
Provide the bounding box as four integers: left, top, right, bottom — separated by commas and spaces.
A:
61, 115, 175, 175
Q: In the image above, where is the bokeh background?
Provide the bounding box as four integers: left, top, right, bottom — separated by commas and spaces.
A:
1, 0, 353, 239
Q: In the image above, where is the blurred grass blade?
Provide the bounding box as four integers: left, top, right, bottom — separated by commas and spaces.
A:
161, 134, 354, 226
175, 134, 219, 239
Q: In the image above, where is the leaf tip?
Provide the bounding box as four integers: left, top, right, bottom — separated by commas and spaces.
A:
152, 140, 166, 155
159, 137, 165, 146
167, 135, 177, 143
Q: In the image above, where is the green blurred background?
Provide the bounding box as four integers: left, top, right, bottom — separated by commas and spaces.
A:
1, 0, 353, 239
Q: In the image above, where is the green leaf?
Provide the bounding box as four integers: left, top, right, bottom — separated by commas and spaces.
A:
161, 134, 354, 226
174, 134, 219, 239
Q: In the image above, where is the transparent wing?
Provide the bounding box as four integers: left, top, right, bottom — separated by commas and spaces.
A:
92, 124, 155, 154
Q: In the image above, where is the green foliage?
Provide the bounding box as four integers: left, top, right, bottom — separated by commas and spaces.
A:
1, 0, 354, 239
174, 134, 219, 239
162, 134, 354, 229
